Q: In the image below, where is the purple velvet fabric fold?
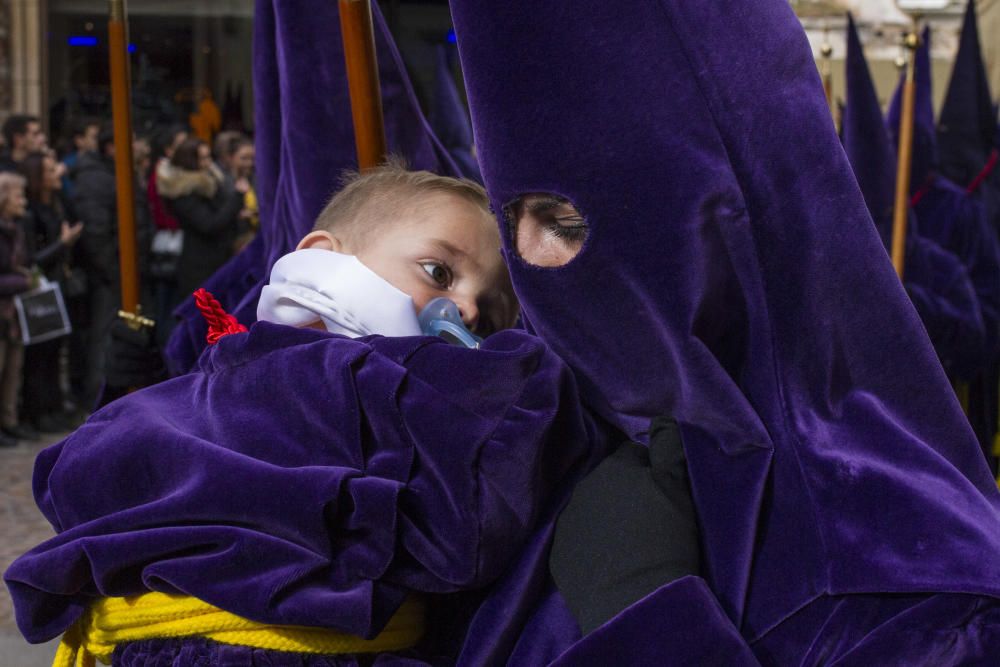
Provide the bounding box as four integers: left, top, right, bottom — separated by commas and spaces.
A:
164, 0, 461, 374
548, 577, 759, 666
5, 324, 603, 649
451, 0, 1000, 661
903, 236, 985, 378
911, 178, 1000, 357
113, 638, 434, 667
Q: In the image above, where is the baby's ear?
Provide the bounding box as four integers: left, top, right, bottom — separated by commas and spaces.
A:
296, 230, 342, 252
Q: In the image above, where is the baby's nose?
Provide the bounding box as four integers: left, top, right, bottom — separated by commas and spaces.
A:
456, 299, 480, 331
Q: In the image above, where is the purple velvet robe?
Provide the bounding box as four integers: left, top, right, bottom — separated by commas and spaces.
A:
5, 324, 607, 664
448, 0, 1000, 662
164, 0, 462, 376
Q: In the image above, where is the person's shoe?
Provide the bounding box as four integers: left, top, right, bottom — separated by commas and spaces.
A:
3, 423, 39, 441
0, 431, 18, 447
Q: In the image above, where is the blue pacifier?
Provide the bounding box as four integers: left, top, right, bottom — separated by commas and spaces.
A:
418, 297, 482, 349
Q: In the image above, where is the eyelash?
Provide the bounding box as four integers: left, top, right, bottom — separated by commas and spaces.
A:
503, 199, 590, 245
546, 215, 588, 242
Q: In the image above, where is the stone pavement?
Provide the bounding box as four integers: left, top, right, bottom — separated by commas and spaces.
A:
0, 432, 65, 666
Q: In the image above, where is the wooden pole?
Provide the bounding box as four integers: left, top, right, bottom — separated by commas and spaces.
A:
338, 0, 388, 170
820, 27, 834, 114
108, 0, 140, 314
890, 29, 919, 279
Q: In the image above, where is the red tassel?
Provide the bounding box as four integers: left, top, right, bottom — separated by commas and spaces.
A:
194, 288, 248, 344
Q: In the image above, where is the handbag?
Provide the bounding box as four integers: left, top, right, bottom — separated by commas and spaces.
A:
151, 228, 184, 256
150, 229, 184, 280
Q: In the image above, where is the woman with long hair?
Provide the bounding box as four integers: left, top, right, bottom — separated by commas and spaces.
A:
158, 137, 247, 301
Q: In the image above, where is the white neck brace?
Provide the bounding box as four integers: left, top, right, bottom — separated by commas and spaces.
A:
257, 248, 422, 338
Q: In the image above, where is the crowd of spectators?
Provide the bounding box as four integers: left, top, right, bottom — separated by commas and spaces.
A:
0, 113, 256, 447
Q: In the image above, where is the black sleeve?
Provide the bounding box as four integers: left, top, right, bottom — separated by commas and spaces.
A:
550, 416, 701, 635
74, 174, 118, 285
32, 239, 66, 271
169, 189, 243, 236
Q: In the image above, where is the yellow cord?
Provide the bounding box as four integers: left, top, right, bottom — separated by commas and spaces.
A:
53, 592, 425, 666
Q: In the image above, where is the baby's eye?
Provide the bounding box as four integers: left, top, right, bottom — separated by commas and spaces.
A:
421, 262, 451, 288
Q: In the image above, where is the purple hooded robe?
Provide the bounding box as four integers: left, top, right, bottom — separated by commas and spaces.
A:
887, 27, 1000, 362
841, 13, 984, 379
888, 25, 1000, 471
444, 0, 1000, 663
937, 0, 1000, 475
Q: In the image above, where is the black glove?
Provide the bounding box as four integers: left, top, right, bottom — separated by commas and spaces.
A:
550, 416, 700, 635
103, 318, 167, 399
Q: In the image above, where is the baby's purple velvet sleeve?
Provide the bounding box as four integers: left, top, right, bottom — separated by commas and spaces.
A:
4, 323, 598, 645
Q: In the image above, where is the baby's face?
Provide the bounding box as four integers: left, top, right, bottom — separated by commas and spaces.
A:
348, 192, 517, 336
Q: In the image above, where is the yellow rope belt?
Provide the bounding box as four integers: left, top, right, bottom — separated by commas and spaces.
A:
53, 592, 425, 667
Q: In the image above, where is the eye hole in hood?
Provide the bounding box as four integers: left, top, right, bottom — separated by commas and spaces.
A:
503, 193, 589, 268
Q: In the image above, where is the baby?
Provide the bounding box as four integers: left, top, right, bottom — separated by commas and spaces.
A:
257, 159, 518, 342
6, 162, 591, 667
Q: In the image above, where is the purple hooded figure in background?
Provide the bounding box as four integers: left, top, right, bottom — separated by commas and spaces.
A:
888, 25, 1000, 471
938, 0, 999, 215
447, 0, 1000, 662
164, 0, 463, 376
842, 12, 984, 381
937, 0, 1000, 478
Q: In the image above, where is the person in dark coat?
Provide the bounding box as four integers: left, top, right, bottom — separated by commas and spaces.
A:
72, 126, 151, 407
157, 137, 247, 300
19, 151, 82, 432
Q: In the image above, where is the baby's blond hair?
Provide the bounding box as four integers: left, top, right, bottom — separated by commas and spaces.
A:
314, 156, 491, 246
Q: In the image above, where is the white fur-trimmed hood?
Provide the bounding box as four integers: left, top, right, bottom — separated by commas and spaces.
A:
155, 159, 225, 200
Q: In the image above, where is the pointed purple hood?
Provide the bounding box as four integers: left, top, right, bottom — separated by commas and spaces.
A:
842, 12, 897, 243
938, 0, 997, 189
452, 0, 1000, 637
888, 26, 937, 191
